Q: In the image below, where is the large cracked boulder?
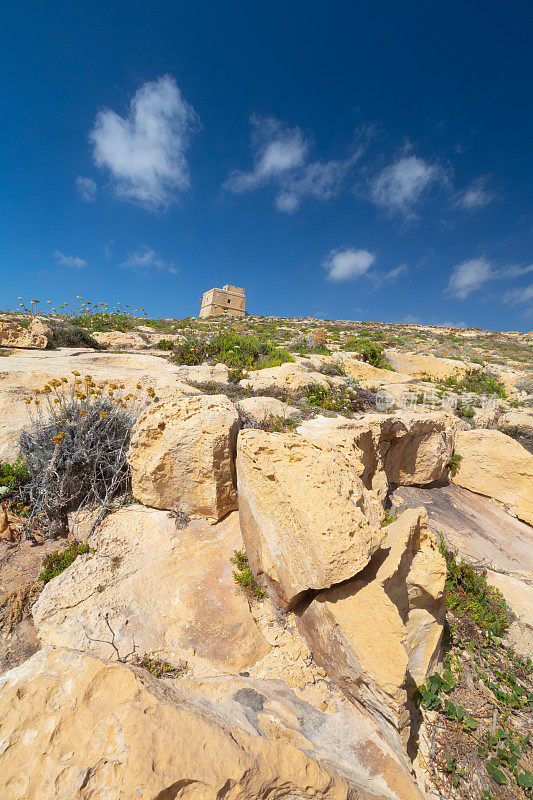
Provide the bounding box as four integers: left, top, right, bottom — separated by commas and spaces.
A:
297, 508, 446, 746
452, 429, 533, 525
236, 429, 383, 609
0, 318, 52, 349
128, 394, 239, 519
0, 646, 424, 800
298, 411, 458, 494
32, 507, 269, 673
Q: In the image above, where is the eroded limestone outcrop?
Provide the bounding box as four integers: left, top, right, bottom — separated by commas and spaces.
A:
0, 318, 53, 349
297, 508, 446, 746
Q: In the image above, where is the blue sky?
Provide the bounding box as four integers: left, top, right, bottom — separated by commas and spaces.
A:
1, 1, 532, 330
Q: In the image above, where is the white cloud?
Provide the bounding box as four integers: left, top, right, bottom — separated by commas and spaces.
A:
447, 258, 533, 299
76, 176, 97, 202
53, 250, 87, 268
370, 263, 409, 289
370, 155, 445, 217
447, 258, 492, 299
90, 75, 198, 209
324, 248, 376, 282
455, 177, 494, 210
224, 115, 364, 212
121, 247, 177, 274
504, 283, 533, 305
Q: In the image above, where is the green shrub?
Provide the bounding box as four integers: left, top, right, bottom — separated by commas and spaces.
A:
39, 541, 93, 584
304, 382, 371, 413
261, 415, 298, 433
156, 339, 175, 351
0, 457, 30, 513
172, 331, 294, 371
357, 340, 394, 370
231, 550, 266, 599
439, 537, 510, 635
49, 323, 104, 349
70, 312, 137, 333
439, 371, 506, 398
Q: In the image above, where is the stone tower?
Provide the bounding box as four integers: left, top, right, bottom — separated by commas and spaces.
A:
199, 285, 246, 318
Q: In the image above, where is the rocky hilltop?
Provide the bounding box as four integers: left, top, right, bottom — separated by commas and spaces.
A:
0, 311, 531, 800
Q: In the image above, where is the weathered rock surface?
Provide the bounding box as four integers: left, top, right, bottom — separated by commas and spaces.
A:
175, 361, 231, 384
92, 330, 149, 349
239, 361, 342, 397
452, 429, 533, 525
0, 318, 52, 349
128, 394, 239, 519
0, 646, 424, 800
342, 359, 413, 384
236, 395, 301, 423
499, 409, 533, 453
0, 348, 200, 461
297, 410, 457, 493
391, 484, 533, 579
384, 349, 480, 381
237, 428, 383, 608
33, 507, 269, 673
297, 508, 446, 744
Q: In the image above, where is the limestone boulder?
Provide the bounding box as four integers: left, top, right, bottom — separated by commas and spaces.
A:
239, 361, 342, 397
92, 330, 149, 349
384, 349, 480, 381
33, 507, 269, 673
128, 394, 239, 519
452, 429, 533, 525
0, 318, 52, 349
175, 361, 231, 384
236, 429, 383, 609
0, 646, 424, 800
297, 508, 446, 744
297, 410, 458, 493
236, 395, 301, 424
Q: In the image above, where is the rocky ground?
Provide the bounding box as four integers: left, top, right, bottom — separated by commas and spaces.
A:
0, 311, 531, 800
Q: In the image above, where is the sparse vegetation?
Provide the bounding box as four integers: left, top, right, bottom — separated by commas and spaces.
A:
231, 549, 266, 599
439, 371, 506, 398
447, 453, 463, 476
132, 654, 188, 678
171, 331, 295, 371
38, 541, 93, 584
19, 376, 144, 535
415, 537, 532, 800
304, 381, 374, 413
0, 457, 30, 512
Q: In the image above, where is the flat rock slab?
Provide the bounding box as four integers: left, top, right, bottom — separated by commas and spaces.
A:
390, 484, 533, 578
32, 507, 270, 673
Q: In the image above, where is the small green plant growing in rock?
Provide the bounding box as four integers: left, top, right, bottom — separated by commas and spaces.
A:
261, 415, 298, 433
381, 509, 399, 527
447, 452, 462, 476
231, 550, 266, 599
439, 537, 509, 636
0, 457, 30, 512
132, 654, 188, 679
38, 541, 93, 584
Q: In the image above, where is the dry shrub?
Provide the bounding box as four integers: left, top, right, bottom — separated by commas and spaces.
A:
0, 581, 42, 634
19, 375, 152, 536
